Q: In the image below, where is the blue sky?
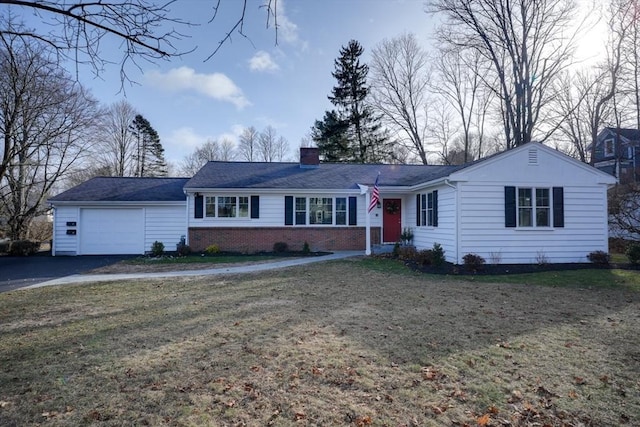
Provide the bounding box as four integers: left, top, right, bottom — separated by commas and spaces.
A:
16, 0, 603, 168
66, 0, 439, 166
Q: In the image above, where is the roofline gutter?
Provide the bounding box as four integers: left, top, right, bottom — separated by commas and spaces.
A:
48, 200, 186, 207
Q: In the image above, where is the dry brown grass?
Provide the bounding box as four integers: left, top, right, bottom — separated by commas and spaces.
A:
0, 260, 639, 426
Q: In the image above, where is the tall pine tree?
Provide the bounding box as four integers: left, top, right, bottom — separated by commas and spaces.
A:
130, 114, 168, 177
313, 40, 390, 163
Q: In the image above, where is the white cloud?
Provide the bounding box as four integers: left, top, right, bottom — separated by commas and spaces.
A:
249, 51, 279, 72
146, 66, 250, 109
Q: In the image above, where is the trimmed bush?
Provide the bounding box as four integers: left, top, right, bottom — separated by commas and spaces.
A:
151, 241, 165, 257
587, 250, 610, 265
273, 241, 288, 253
432, 243, 445, 267
8, 240, 41, 256
205, 244, 220, 254
397, 245, 418, 261
0, 240, 9, 254
392, 242, 400, 258
462, 253, 485, 271
415, 249, 433, 266
626, 244, 640, 264
302, 241, 311, 255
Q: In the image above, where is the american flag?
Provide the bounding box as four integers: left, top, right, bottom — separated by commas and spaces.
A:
368, 174, 380, 213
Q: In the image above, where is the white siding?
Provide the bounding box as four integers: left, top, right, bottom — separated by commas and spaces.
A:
408, 185, 458, 263
187, 192, 376, 228
144, 206, 187, 252
52, 203, 186, 256
451, 145, 613, 264
52, 206, 79, 255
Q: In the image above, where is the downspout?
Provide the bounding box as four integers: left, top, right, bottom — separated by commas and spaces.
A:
444, 179, 458, 264
50, 205, 56, 256
183, 190, 190, 246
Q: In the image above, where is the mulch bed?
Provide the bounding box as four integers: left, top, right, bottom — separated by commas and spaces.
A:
392, 258, 640, 275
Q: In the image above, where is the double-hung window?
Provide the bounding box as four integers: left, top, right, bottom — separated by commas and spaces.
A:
517, 188, 549, 227
205, 196, 249, 218
505, 186, 562, 228
285, 196, 356, 226
416, 190, 438, 227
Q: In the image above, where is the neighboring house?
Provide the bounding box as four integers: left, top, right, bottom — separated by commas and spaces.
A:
49, 143, 616, 264
593, 127, 640, 184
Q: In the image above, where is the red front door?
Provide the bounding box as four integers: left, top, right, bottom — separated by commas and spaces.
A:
382, 198, 402, 243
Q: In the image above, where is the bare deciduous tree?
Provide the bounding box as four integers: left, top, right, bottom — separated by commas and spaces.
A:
0, 32, 100, 239
258, 126, 288, 162
237, 126, 259, 161
96, 100, 138, 176
370, 33, 431, 164
0, 1, 281, 84
429, 0, 581, 148
179, 138, 236, 176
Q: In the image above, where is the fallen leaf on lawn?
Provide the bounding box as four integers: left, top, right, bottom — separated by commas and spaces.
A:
568, 390, 578, 399
250, 366, 261, 372
599, 375, 610, 384
0, 401, 10, 408
355, 415, 372, 426
508, 390, 523, 403
294, 411, 306, 421
574, 376, 587, 385
312, 366, 324, 375
225, 400, 236, 408
477, 413, 491, 426
488, 405, 499, 414
431, 406, 447, 414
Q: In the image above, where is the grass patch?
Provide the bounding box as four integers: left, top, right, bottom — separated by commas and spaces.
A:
1, 261, 639, 425
126, 254, 282, 265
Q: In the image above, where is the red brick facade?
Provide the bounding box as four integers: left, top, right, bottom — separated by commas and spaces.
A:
188, 227, 381, 253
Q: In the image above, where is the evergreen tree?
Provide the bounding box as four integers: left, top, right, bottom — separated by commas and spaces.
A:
130, 114, 167, 177
311, 110, 351, 162
321, 39, 390, 163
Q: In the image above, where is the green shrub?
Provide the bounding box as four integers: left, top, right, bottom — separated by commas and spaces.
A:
432, 243, 445, 267
587, 250, 609, 265
273, 241, 288, 253
8, 240, 41, 256
176, 235, 190, 256
151, 241, 165, 257
626, 244, 640, 264
397, 245, 417, 261
400, 227, 414, 245
462, 253, 485, 271
0, 240, 9, 254
392, 242, 400, 258
415, 249, 433, 266
302, 241, 311, 255
205, 244, 220, 254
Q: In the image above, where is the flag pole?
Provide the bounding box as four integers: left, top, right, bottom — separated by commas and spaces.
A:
365, 189, 371, 255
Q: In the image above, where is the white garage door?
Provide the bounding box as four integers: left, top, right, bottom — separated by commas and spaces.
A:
80, 208, 145, 255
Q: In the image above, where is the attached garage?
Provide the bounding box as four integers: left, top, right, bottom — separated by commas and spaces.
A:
49, 177, 188, 256
79, 208, 145, 255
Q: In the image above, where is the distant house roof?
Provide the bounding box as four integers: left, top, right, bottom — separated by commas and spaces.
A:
184, 162, 466, 190
49, 177, 189, 202
601, 127, 640, 142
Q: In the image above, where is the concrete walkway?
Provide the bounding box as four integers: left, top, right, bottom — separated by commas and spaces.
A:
22, 251, 364, 290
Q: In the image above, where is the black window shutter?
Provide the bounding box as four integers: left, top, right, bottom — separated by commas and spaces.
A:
433, 190, 439, 227
553, 187, 564, 228
416, 194, 421, 226
284, 196, 293, 225
250, 195, 259, 219
348, 196, 357, 225
195, 194, 204, 219
505, 186, 516, 227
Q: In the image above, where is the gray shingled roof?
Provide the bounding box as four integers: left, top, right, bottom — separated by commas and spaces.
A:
184, 162, 465, 190
604, 127, 640, 141
49, 177, 189, 202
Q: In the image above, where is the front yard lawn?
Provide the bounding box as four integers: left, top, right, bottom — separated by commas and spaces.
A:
1, 260, 638, 426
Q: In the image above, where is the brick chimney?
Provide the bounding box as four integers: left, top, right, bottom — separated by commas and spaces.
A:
300, 147, 320, 168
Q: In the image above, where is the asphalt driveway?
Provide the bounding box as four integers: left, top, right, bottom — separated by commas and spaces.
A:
0, 254, 131, 292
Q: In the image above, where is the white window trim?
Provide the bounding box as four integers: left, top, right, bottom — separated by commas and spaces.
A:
296, 196, 351, 227
418, 191, 437, 227
604, 138, 614, 157
516, 187, 551, 228
204, 195, 250, 220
